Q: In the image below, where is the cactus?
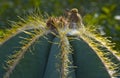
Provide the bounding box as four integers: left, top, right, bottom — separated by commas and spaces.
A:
0, 8, 120, 78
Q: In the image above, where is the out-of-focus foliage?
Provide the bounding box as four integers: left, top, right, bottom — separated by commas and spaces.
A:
0, 0, 120, 50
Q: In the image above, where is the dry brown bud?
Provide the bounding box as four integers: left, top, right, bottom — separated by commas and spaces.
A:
68, 8, 83, 29
46, 17, 56, 30
46, 16, 68, 30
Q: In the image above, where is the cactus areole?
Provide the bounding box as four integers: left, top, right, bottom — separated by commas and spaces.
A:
0, 8, 120, 78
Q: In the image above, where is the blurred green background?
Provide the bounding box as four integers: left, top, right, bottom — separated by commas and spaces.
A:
0, 0, 120, 50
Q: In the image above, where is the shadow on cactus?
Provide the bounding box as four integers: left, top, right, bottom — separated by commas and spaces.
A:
0, 8, 120, 78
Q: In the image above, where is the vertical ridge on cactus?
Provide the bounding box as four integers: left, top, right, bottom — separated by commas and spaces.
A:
3, 30, 46, 78
70, 38, 111, 78
77, 28, 120, 77
58, 30, 72, 78
8, 34, 55, 78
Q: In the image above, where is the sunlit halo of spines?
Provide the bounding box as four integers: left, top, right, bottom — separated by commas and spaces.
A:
0, 10, 46, 46
78, 26, 120, 77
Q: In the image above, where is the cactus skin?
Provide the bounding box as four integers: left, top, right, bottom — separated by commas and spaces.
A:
0, 32, 31, 78
43, 38, 61, 78
0, 30, 112, 78
9, 34, 54, 78
0, 32, 54, 78
43, 37, 76, 78
70, 38, 111, 78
